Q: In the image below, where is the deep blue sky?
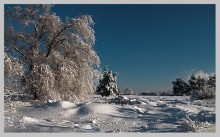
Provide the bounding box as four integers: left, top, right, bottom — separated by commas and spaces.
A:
53, 4, 215, 92
6, 4, 215, 92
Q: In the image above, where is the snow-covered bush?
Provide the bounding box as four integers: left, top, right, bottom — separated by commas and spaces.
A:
123, 88, 134, 95
189, 74, 215, 101
183, 115, 197, 132
190, 86, 215, 101
5, 5, 101, 102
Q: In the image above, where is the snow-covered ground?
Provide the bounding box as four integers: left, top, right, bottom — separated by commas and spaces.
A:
4, 95, 215, 132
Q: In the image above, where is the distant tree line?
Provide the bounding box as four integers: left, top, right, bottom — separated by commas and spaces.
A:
172, 74, 215, 100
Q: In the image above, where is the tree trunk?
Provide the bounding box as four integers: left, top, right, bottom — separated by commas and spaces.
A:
30, 42, 40, 100
29, 63, 39, 100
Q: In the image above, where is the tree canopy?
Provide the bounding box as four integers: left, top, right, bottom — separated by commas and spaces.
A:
4, 5, 101, 102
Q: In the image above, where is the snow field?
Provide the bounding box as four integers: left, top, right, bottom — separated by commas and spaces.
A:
4, 95, 215, 132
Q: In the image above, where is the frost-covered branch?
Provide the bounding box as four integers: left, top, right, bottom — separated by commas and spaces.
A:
5, 4, 101, 102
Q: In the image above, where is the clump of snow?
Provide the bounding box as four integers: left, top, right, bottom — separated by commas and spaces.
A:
91, 119, 97, 124
47, 100, 56, 103
20, 116, 38, 124
145, 100, 158, 107
82, 124, 93, 130
47, 100, 77, 109
109, 95, 141, 105
156, 101, 167, 107
59, 100, 77, 109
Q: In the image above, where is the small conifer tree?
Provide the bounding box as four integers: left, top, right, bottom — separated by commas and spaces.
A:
96, 66, 119, 97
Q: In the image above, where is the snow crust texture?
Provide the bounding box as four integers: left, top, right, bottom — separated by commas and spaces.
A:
4, 95, 215, 132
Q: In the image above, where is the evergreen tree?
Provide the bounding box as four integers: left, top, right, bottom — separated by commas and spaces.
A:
172, 78, 190, 96
188, 74, 198, 92
196, 76, 206, 91
189, 74, 216, 100
96, 66, 119, 97
207, 75, 216, 89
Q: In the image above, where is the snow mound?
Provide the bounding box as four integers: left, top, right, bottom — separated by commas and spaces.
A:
20, 116, 39, 124
157, 101, 167, 107
108, 95, 167, 107
109, 95, 141, 105
74, 102, 117, 115
90, 103, 117, 114
40, 100, 117, 116
82, 124, 93, 129
47, 100, 77, 109
4, 95, 215, 133
145, 100, 157, 107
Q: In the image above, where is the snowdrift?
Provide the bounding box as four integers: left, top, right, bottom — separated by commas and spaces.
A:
4, 95, 215, 132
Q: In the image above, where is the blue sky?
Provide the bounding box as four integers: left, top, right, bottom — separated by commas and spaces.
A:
53, 4, 215, 92
6, 4, 215, 92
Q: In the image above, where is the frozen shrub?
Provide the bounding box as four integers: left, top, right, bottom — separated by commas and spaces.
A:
189, 74, 215, 101
184, 115, 196, 132
190, 86, 215, 101
123, 88, 134, 95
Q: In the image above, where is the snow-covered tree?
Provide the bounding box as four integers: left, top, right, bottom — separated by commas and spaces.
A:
5, 5, 101, 102
188, 74, 215, 100
96, 66, 119, 97
172, 78, 190, 96
188, 75, 198, 92
196, 76, 206, 91
207, 75, 215, 89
